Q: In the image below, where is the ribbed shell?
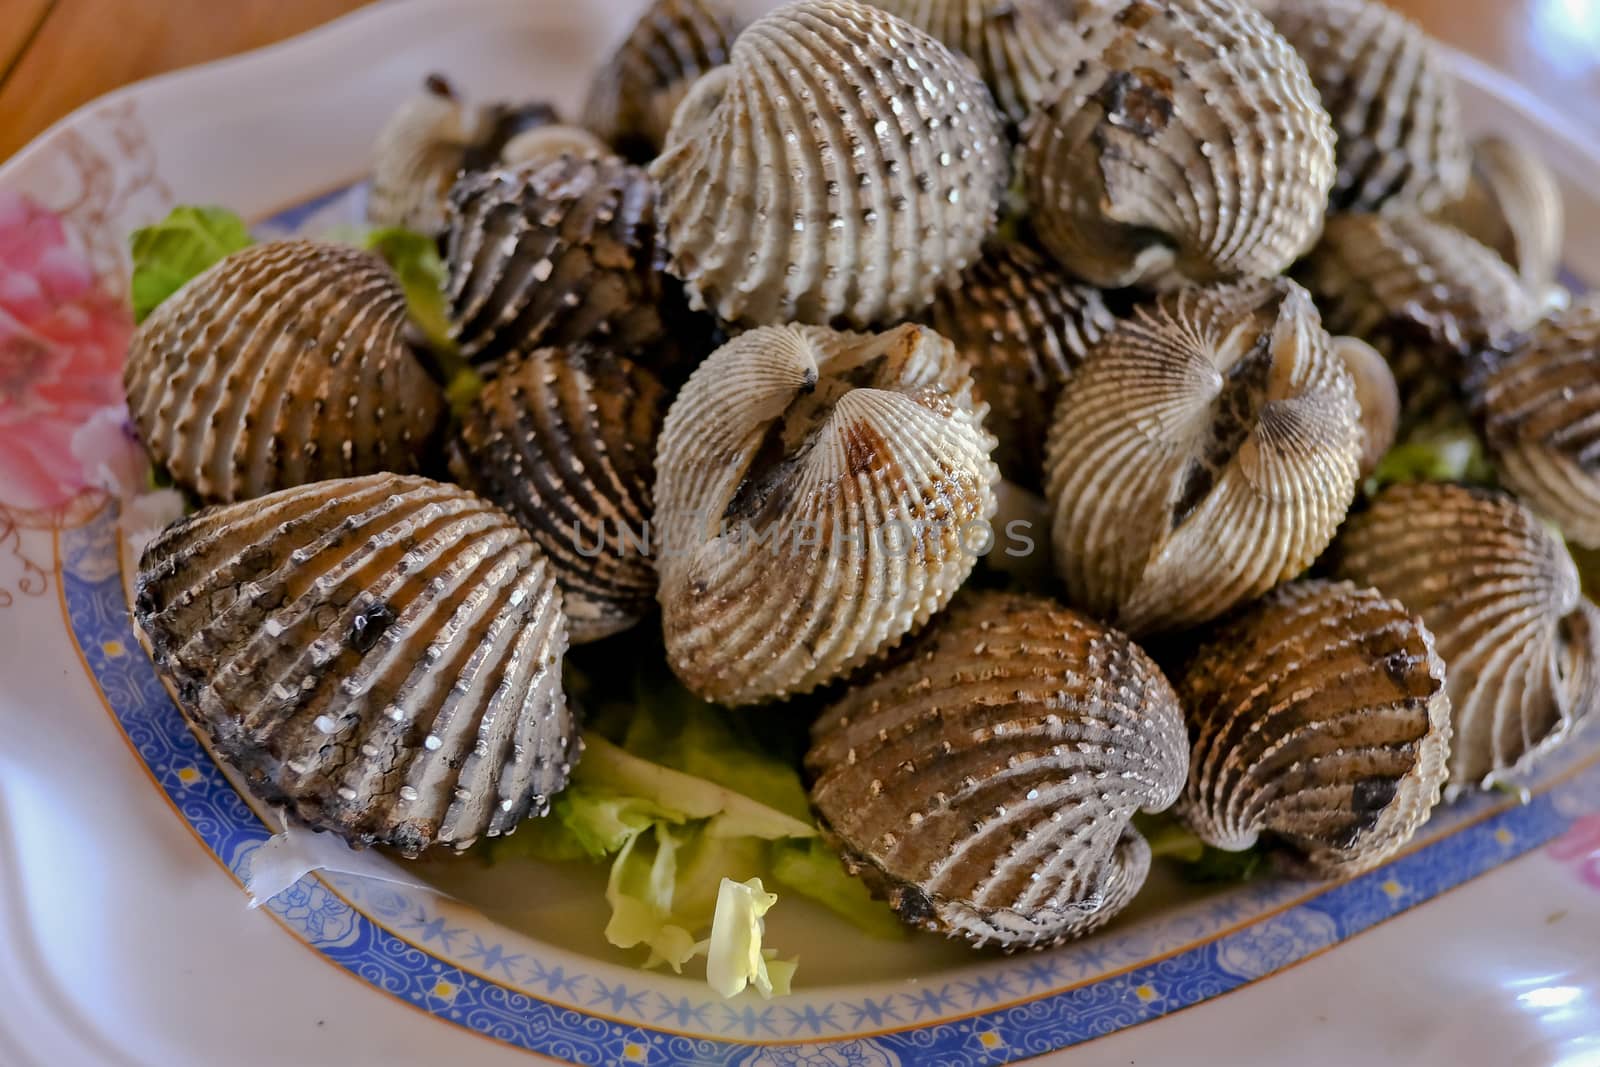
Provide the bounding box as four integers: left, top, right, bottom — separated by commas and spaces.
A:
654, 323, 999, 705
1044, 279, 1361, 635
1471, 296, 1600, 548
649, 0, 1009, 328
445, 154, 670, 375
132, 474, 576, 855
867, 0, 1093, 127
807, 591, 1188, 948
927, 241, 1117, 487
1439, 135, 1566, 296
449, 346, 665, 643
1020, 0, 1336, 290
123, 240, 446, 504
1296, 214, 1542, 431
583, 0, 742, 160
1331, 483, 1600, 788
1262, 0, 1468, 215
1335, 336, 1399, 479
1176, 580, 1450, 877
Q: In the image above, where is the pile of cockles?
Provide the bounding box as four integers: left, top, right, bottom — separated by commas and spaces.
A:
123, 0, 1598, 953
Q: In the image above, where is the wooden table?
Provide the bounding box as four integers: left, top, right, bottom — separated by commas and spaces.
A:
3, 0, 1598, 161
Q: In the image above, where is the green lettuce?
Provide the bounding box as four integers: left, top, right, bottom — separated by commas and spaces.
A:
360, 227, 454, 353
1367, 425, 1496, 493
768, 838, 908, 940
705, 877, 796, 999
129, 206, 253, 322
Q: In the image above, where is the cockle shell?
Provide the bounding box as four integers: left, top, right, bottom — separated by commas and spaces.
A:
133, 474, 576, 855
445, 153, 672, 375
649, 0, 1009, 328
1261, 0, 1468, 215
583, 0, 743, 160
123, 240, 447, 504
1332, 483, 1600, 789
866, 0, 1093, 127
654, 322, 999, 705
1439, 134, 1566, 297
1175, 580, 1450, 877
927, 240, 1117, 487
449, 346, 665, 643
1296, 214, 1542, 431
1470, 296, 1600, 548
1044, 279, 1361, 635
1020, 0, 1336, 290
807, 591, 1188, 948
368, 75, 561, 237
1335, 336, 1400, 478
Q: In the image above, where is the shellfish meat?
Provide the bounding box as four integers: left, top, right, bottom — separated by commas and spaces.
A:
807, 590, 1188, 948
650, 0, 1010, 328
123, 240, 447, 504
1438, 134, 1566, 298
1044, 278, 1362, 635
1331, 483, 1600, 789
654, 322, 999, 705
133, 474, 576, 855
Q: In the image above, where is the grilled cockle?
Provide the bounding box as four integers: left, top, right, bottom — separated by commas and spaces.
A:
1336, 336, 1400, 479
807, 591, 1188, 948
650, 0, 1009, 328
1438, 135, 1566, 298
1260, 0, 1468, 215
1020, 0, 1336, 289
867, 0, 1094, 128
368, 75, 562, 237
1044, 279, 1362, 635
1470, 296, 1600, 548
1175, 580, 1450, 877
654, 323, 999, 705
450, 346, 665, 643
1297, 214, 1542, 431
583, 0, 742, 160
123, 240, 446, 504
133, 474, 577, 854
445, 152, 673, 376
927, 240, 1117, 487
1332, 483, 1600, 789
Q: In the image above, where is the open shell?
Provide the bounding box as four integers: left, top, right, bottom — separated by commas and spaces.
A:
449, 346, 665, 643
1175, 580, 1450, 877
1296, 214, 1542, 432
1335, 336, 1400, 479
1470, 296, 1600, 548
123, 240, 447, 504
654, 323, 998, 705
1044, 279, 1361, 635
1438, 134, 1566, 298
1020, 0, 1335, 289
445, 153, 673, 375
649, 0, 1009, 328
807, 590, 1188, 948
1261, 0, 1468, 215
582, 0, 742, 160
133, 474, 576, 855
1331, 483, 1600, 789
927, 240, 1117, 487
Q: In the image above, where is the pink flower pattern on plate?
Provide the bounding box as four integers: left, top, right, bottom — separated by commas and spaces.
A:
0, 190, 142, 514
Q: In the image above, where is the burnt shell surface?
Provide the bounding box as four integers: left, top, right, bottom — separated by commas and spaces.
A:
1175, 579, 1450, 877
654, 322, 998, 705
450, 346, 665, 643
123, 240, 446, 504
1020, 0, 1336, 289
649, 0, 1010, 328
1331, 483, 1600, 788
1044, 279, 1362, 635
807, 590, 1188, 948
133, 474, 576, 854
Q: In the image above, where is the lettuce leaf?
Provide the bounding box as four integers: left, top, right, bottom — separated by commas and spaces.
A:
1367, 426, 1496, 493
705, 877, 794, 999
129, 206, 253, 322
360, 227, 453, 351
768, 838, 908, 940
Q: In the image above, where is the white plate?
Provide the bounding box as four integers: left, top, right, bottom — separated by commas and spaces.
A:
3, 3, 1600, 1064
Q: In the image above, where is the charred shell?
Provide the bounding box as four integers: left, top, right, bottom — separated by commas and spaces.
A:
807, 591, 1188, 948
123, 240, 447, 504
133, 474, 576, 854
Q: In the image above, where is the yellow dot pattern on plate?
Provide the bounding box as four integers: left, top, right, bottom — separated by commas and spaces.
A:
176, 766, 200, 785
1135, 984, 1158, 1002
1382, 879, 1405, 898
432, 979, 457, 1002
102, 640, 125, 657
976, 1030, 1004, 1050
1495, 828, 1514, 845
624, 1042, 649, 1062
